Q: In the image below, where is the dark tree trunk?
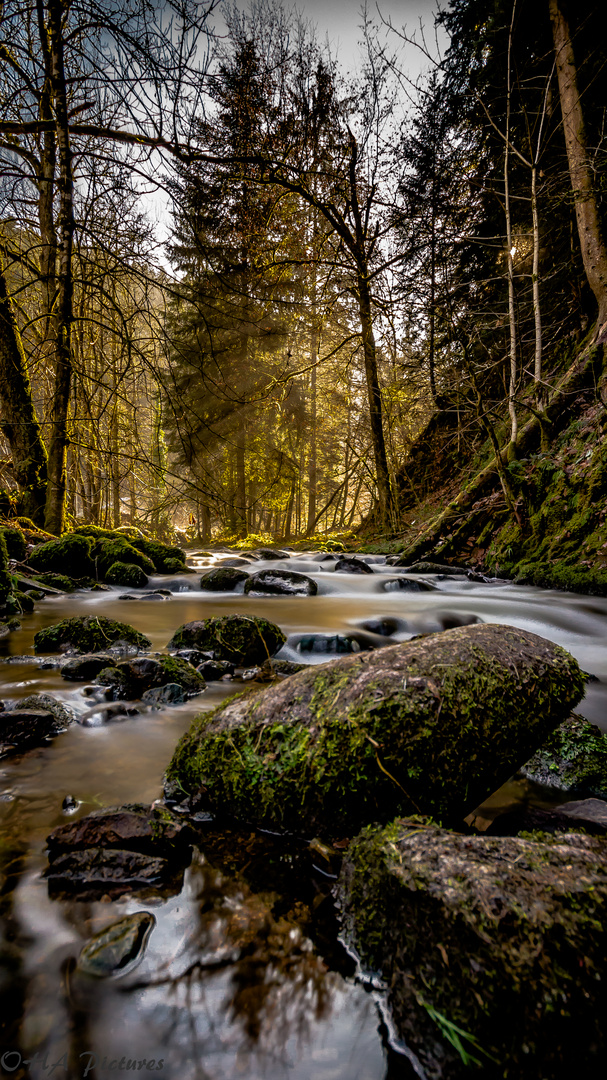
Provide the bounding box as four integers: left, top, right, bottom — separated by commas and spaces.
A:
0, 261, 48, 522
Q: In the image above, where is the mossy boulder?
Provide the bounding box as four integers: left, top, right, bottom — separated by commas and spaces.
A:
200, 567, 249, 591
337, 818, 607, 1078
130, 538, 186, 573
1, 527, 27, 562
167, 615, 286, 666
165, 624, 585, 836
34, 616, 151, 654
95, 539, 154, 579
518, 713, 607, 799
105, 561, 149, 588
27, 534, 94, 578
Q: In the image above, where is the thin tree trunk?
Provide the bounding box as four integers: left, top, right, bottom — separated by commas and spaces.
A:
305, 354, 317, 534
235, 422, 247, 537
357, 271, 394, 526
505, 0, 518, 451
45, 0, 75, 534
549, 0, 607, 332
0, 260, 48, 522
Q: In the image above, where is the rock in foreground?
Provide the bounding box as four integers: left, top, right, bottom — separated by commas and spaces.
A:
518, 713, 607, 800
337, 819, 607, 1079
165, 624, 584, 835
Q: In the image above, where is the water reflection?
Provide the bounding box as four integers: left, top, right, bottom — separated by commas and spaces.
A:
1, 551, 607, 1078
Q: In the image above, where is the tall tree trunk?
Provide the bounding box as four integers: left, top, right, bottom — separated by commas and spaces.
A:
505, 0, 518, 451
549, 0, 607, 333
357, 272, 394, 526
235, 421, 247, 537
0, 260, 48, 522
305, 349, 318, 534
45, 0, 75, 534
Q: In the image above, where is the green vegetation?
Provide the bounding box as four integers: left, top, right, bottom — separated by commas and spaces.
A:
33, 616, 151, 654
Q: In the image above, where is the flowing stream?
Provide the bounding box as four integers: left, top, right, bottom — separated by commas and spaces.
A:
1, 552, 606, 1080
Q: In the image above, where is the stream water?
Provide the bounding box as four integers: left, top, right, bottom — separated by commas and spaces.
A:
1, 552, 606, 1080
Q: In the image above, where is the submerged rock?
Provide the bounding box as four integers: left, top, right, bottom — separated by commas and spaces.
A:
165, 624, 584, 836
0, 709, 62, 758
142, 683, 186, 706
518, 714, 607, 800
34, 616, 151, 654
381, 576, 435, 592
295, 633, 360, 655
244, 568, 318, 596
167, 615, 286, 666
200, 567, 249, 591
337, 818, 607, 1079
18, 693, 76, 728
46, 848, 173, 898
252, 548, 290, 560
78, 912, 156, 977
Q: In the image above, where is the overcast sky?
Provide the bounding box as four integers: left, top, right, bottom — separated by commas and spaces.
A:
294, 0, 445, 72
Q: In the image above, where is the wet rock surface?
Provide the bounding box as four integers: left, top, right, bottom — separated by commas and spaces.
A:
167, 614, 286, 666
244, 568, 318, 596
334, 558, 374, 574
166, 624, 585, 835
0, 709, 62, 758
93, 654, 205, 699
200, 566, 249, 591
77, 912, 156, 977
518, 713, 607, 799
381, 576, 435, 592
61, 654, 116, 681
45, 804, 193, 899
337, 818, 607, 1079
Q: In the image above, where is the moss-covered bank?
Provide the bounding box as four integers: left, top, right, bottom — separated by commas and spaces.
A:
337, 818, 607, 1078
165, 624, 584, 836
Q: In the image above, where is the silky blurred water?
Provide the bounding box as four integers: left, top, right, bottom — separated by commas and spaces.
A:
0, 551, 605, 1079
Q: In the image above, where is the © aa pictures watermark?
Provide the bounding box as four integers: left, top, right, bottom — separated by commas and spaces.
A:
1, 1052, 165, 1076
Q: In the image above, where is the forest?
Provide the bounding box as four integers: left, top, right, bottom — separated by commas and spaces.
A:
0, 0, 606, 565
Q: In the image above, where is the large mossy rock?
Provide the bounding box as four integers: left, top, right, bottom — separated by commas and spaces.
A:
518, 713, 607, 800
27, 533, 94, 578
105, 561, 149, 588
165, 624, 584, 835
95, 539, 155, 578
167, 614, 286, 666
1, 526, 27, 562
337, 818, 607, 1079
130, 538, 186, 573
34, 616, 151, 653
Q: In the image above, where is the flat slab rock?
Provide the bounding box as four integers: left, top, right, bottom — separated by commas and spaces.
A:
45, 804, 192, 899
337, 818, 607, 1079
165, 623, 585, 835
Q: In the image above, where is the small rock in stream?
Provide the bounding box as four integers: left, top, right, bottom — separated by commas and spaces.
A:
77, 912, 156, 977
244, 568, 317, 596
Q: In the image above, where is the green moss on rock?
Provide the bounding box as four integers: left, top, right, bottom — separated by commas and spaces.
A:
27, 534, 94, 578
105, 561, 149, 588
36, 573, 77, 591
131, 538, 186, 573
167, 614, 286, 666
518, 713, 607, 799
337, 818, 607, 1077
95, 539, 154, 578
34, 616, 151, 654
1, 527, 27, 562
165, 624, 584, 836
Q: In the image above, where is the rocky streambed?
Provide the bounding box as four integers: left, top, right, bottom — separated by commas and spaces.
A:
1, 545, 607, 1078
